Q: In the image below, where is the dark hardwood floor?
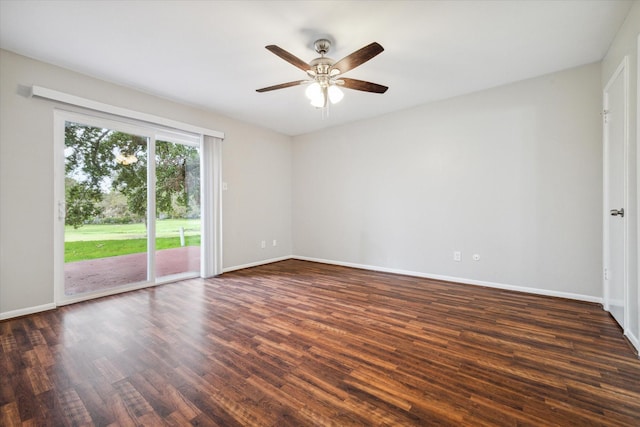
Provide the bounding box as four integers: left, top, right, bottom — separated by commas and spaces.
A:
1, 259, 639, 426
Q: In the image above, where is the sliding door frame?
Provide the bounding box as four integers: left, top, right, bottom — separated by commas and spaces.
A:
54, 109, 218, 306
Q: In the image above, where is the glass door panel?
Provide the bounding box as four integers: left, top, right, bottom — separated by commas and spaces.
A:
64, 122, 149, 295
155, 140, 201, 280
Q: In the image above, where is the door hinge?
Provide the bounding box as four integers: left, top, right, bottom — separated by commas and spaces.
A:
604, 268, 609, 281
602, 109, 609, 124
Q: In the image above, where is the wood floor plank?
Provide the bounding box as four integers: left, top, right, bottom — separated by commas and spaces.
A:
0, 402, 21, 427
1, 259, 639, 425
57, 388, 93, 426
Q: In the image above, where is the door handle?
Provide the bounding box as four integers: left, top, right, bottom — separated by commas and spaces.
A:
58, 201, 66, 220
610, 208, 624, 217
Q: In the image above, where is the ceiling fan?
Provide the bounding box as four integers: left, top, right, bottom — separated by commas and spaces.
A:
256, 39, 388, 108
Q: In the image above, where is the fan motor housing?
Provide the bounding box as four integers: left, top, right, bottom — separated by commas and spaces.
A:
310, 57, 334, 75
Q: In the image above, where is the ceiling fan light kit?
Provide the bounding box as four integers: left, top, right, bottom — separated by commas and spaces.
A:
305, 81, 344, 108
257, 38, 388, 113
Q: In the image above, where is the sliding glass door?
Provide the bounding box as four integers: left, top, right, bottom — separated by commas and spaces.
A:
57, 113, 203, 300
154, 139, 201, 281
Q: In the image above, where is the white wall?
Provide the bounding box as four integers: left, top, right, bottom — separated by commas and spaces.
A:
293, 63, 603, 300
0, 49, 293, 317
602, 1, 640, 350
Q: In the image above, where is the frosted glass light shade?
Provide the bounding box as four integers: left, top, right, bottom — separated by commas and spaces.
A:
305, 82, 321, 100
328, 85, 344, 104
310, 92, 326, 108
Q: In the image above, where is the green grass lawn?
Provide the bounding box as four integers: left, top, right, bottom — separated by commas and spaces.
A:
65, 236, 200, 263
65, 218, 200, 241
65, 219, 200, 262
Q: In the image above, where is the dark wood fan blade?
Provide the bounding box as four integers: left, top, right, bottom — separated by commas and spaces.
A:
265, 45, 309, 72
256, 80, 306, 92
339, 78, 388, 94
331, 42, 384, 74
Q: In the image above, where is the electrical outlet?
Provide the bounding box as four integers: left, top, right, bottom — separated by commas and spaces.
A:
261, 240, 266, 249
453, 251, 461, 262
473, 254, 480, 261
272, 239, 277, 246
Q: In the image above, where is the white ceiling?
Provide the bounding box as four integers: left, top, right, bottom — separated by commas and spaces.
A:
0, 0, 633, 136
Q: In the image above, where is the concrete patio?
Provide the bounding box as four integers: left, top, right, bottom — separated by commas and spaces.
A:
64, 246, 200, 295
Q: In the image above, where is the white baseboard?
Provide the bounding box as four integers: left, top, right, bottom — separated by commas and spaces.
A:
0, 303, 56, 320
0, 256, 606, 322
625, 330, 640, 357
292, 255, 603, 305
222, 255, 293, 273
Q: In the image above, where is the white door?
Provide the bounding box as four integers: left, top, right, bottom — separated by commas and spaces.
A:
603, 57, 628, 330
